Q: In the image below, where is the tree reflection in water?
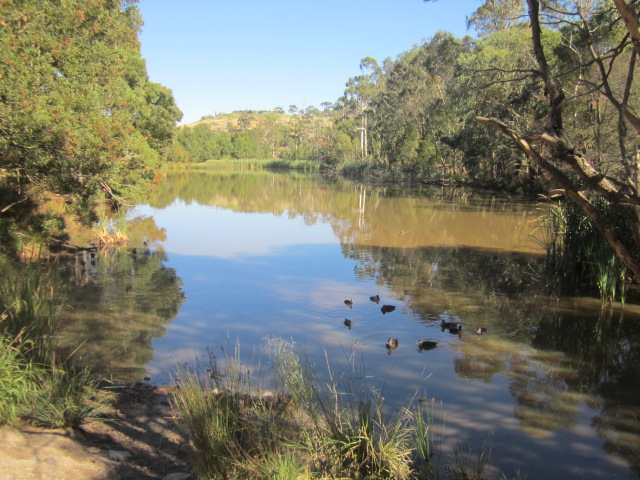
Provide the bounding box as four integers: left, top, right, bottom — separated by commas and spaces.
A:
57, 170, 640, 477
56, 236, 185, 382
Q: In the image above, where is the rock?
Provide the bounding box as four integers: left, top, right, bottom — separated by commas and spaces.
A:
163, 473, 192, 480
108, 449, 133, 462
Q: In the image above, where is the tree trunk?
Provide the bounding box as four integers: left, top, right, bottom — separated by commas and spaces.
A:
475, 0, 640, 280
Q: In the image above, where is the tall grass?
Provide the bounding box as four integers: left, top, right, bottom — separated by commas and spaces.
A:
0, 334, 35, 424
535, 196, 631, 306
92, 210, 129, 246
184, 157, 323, 172
264, 159, 321, 171
0, 264, 61, 363
24, 366, 111, 428
172, 337, 436, 480
0, 262, 112, 427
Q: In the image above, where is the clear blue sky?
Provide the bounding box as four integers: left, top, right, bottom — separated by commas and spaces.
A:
137, 0, 481, 125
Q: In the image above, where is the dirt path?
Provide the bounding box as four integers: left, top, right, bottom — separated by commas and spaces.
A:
0, 384, 192, 480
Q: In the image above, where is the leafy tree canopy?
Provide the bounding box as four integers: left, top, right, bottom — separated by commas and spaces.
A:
0, 0, 181, 242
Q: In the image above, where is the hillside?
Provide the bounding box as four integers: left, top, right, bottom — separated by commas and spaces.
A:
183, 111, 333, 132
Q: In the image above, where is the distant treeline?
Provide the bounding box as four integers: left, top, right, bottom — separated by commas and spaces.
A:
172, 7, 636, 194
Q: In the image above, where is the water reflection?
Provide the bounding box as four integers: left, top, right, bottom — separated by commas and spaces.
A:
147, 170, 544, 255
57, 245, 185, 380
57, 170, 640, 479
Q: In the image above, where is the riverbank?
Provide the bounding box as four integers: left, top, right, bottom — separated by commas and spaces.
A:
0, 382, 192, 480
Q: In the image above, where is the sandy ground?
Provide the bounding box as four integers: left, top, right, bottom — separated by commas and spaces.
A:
0, 384, 192, 480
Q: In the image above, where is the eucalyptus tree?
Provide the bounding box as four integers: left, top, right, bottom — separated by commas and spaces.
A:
375, 32, 472, 175
426, 0, 640, 279
338, 57, 384, 159
454, 24, 559, 185
467, 0, 527, 35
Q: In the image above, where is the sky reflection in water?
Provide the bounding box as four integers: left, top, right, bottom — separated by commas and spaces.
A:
114, 172, 640, 480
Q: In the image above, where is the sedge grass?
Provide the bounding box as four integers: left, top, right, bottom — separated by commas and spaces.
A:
0, 334, 36, 424
0, 263, 61, 364
25, 366, 112, 429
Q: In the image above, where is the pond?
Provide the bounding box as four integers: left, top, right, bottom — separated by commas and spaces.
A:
56, 169, 640, 479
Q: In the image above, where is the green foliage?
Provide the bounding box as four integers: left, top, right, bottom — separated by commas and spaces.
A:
176, 124, 234, 162
0, 336, 36, 425
25, 366, 111, 429
0, 0, 181, 253
537, 197, 631, 305
173, 337, 436, 480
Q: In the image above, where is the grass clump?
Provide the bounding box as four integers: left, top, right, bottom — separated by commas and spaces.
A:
92, 210, 130, 246
24, 366, 111, 429
172, 337, 436, 480
0, 334, 36, 424
535, 196, 631, 306
0, 262, 112, 428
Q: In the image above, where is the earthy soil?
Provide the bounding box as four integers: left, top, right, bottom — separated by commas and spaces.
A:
0, 383, 193, 480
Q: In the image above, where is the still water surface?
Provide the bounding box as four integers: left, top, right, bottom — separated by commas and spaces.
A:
59, 170, 640, 479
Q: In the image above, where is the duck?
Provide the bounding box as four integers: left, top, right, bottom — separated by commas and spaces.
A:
344, 319, 353, 330
381, 304, 396, 314
385, 338, 399, 349
448, 324, 463, 335
344, 299, 353, 308
370, 294, 380, 303
440, 319, 458, 330
417, 339, 437, 351
476, 327, 487, 335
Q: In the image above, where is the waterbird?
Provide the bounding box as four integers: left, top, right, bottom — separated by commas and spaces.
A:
417, 340, 437, 351
344, 299, 353, 308
476, 327, 487, 335
385, 338, 399, 355
448, 324, 463, 335
440, 319, 458, 330
344, 319, 353, 330
381, 304, 396, 314
370, 294, 380, 303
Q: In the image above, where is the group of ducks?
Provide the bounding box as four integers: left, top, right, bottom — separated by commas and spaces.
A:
385, 321, 487, 355
342, 295, 397, 333
384, 337, 438, 354
342, 296, 487, 356
344, 295, 396, 315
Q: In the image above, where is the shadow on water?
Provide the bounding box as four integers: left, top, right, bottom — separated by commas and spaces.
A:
41, 169, 640, 478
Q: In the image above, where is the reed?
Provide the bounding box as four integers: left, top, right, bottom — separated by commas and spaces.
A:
535, 196, 630, 306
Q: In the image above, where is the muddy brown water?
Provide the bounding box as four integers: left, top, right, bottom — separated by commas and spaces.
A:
51, 170, 640, 479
